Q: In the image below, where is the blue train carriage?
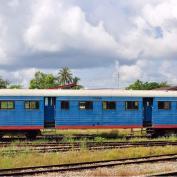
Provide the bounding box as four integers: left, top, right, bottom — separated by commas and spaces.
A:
151, 92, 177, 136
0, 90, 44, 138
0, 89, 145, 138
54, 91, 144, 129
0, 89, 177, 138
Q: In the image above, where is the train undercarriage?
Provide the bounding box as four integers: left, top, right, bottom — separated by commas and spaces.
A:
0, 130, 41, 139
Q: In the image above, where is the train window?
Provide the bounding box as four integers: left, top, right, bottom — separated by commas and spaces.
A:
102, 101, 116, 110
158, 101, 171, 110
125, 101, 139, 110
79, 101, 93, 110
25, 101, 39, 109
45, 98, 48, 106
61, 101, 69, 110
0, 101, 15, 109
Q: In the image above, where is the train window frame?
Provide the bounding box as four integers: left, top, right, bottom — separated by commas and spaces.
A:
158, 101, 171, 110
0, 101, 15, 110
61, 101, 69, 110
79, 101, 93, 110
102, 101, 116, 110
24, 101, 39, 110
125, 101, 139, 110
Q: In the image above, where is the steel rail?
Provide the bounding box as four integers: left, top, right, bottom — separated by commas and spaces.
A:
1, 154, 177, 176
1, 140, 177, 147
0, 134, 148, 142
1, 141, 177, 154
150, 170, 177, 176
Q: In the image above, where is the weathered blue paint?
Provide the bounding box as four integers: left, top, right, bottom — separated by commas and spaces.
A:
44, 97, 55, 124
0, 96, 44, 128
152, 97, 177, 126
144, 106, 152, 123
0, 94, 177, 131
55, 96, 143, 127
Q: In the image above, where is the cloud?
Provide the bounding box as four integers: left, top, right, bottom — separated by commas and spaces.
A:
0, 17, 7, 60
0, 0, 176, 87
23, 0, 122, 68
119, 65, 142, 83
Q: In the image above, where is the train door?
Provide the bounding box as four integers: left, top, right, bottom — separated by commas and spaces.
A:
143, 97, 153, 127
44, 97, 56, 128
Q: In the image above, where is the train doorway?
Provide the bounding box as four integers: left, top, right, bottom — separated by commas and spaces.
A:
143, 97, 153, 127
44, 97, 56, 128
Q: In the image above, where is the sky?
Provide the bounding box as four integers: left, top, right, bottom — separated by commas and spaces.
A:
0, 0, 177, 88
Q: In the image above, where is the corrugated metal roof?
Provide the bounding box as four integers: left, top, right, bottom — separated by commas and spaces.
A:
0, 89, 176, 97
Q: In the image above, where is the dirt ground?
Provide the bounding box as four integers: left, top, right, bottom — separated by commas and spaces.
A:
34, 161, 177, 176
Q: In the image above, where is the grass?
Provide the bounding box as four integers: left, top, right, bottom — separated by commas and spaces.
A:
5, 134, 177, 146
42, 128, 144, 137
3, 128, 177, 146
55, 135, 177, 143
1, 146, 177, 169
41, 128, 177, 143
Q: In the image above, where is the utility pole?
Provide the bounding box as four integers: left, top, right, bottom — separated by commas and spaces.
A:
117, 69, 120, 89
115, 60, 120, 89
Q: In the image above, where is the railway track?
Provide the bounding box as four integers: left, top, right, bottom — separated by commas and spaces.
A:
0, 134, 147, 142
0, 134, 99, 141
1, 141, 177, 154
1, 154, 177, 176
150, 170, 177, 176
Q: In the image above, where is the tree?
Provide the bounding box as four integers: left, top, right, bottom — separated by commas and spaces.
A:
126, 80, 144, 90
29, 68, 84, 89
9, 84, 22, 89
0, 77, 9, 88
57, 67, 73, 85
126, 80, 170, 90
72, 77, 84, 89
29, 71, 57, 89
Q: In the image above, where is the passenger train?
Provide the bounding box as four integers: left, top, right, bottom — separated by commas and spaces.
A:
0, 89, 176, 138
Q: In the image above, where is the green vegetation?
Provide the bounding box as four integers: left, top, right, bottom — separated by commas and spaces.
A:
8, 84, 23, 89
29, 71, 57, 89
0, 67, 83, 89
0, 77, 9, 88
29, 67, 83, 89
1, 146, 177, 169
41, 129, 177, 143
0, 70, 171, 90
0, 77, 22, 89
44, 128, 144, 138
126, 80, 170, 90
57, 67, 73, 85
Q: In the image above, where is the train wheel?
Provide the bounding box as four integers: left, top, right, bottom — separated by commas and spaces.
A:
25, 131, 38, 140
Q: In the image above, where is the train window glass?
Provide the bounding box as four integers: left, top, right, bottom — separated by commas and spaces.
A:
79, 101, 93, 110
50, 98, 53, 106
25, 101, 39, 109
125, 101, 139, 110
158, 101, 171, 110
61, 101, 69, 110
0, 101, 15, 109
25, 102, 30, 109
45, 98, 48, 106
102, 101, 116, 110
51, 98, 56, 106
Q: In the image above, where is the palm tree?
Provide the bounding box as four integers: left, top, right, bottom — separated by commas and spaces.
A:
72, 77, 80, 85
72, 76, 84, 89
57, 67, 73, 85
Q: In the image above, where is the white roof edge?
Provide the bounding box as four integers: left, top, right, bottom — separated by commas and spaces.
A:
0, 89, 176, 97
